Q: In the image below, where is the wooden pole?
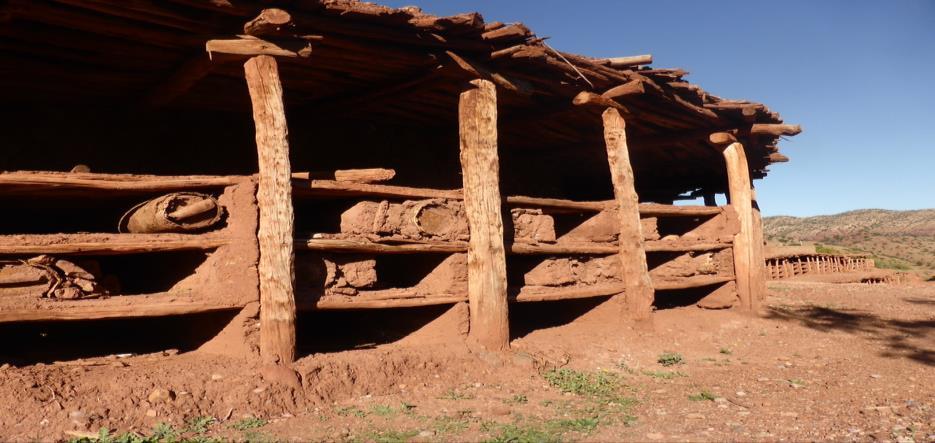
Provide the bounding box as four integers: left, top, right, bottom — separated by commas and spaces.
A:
459, 79, 509, 351
722, 142, 765, 311
602, 108, 655, 321
245, 55, 296, 365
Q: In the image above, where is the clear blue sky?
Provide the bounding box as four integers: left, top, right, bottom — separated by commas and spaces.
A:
385, 0, 935, 216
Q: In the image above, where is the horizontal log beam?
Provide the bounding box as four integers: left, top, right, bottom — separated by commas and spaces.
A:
296, 237, 730, 255
0, 172, 242, 194
0, 233, 229, 255
599, 54, 653, 68
0, 293, 244, 323
292, 168, 396, 183
206, 37, 305, 59
750, 123, 802, 136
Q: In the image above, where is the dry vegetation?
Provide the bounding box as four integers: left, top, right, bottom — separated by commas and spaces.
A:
765, 209, 935, 276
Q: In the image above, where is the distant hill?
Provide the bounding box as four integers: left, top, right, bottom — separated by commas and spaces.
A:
763, 209, 935, 273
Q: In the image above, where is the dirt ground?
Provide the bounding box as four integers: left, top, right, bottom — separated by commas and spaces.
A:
0, 281, 932, 442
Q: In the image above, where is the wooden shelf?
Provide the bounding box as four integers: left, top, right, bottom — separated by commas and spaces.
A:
0, 291, 246, 323
0, 233, 229, 256
654, 275, 734, 290
297, 237, 730, 255
295, 275, 735, 310
292, 179, 723, 217
302, 295, 467, 310
0, 171, 243, 196
511, 283, 623, 302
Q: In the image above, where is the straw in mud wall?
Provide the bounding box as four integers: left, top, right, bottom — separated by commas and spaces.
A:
119, 192, 225, 233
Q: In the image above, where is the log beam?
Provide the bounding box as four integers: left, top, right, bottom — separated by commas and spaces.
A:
206, 37, 305, 59
722, 142, 765, 310
602, 108, 655, 321
599, 54, 653, 68
459, 79, 510, 351
245, 55, 297, 364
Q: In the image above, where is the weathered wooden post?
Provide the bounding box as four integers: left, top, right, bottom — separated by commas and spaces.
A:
244, 55, 297, 365
602, 108, 655, 321
459, 79, 510, 351
722, 142, 766, 310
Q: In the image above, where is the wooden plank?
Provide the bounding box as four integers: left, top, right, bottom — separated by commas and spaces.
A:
310, 295, 466, 310
512, 283, 622, 302
206, 37, 301, 59
0, 172, 241, 194
0, 233, 228, 255
459, 78, 509, 351
722, 142, 764, 310
0, 293, 245, 324
297, 238, 730, 255
245, 55, 297, 364
602, 108, 654, 321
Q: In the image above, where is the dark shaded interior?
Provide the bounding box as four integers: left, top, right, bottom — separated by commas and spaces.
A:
296, 303, 455, 356
652, 282, 728, 309
509, 296, 612, 340
0, 189, 227, 234
0, 310, 238, 366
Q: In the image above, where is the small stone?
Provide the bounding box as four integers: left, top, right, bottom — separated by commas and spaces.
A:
646, 432, 665, 440
686, 413, 705, 420
0, 364, 10, 371
147, 388, 174, 404
718, 404, 729, 409
252, 387, 266, 394
39, 418, 49, 426
714, 397, 728, 404
736, 391, 747, 397
145, 409, 157, 418
211, 374, 223, 381
757, 377, 770, 382
870, 374, 881, 379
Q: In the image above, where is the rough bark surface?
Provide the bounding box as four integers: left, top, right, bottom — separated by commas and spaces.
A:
459, 79, 509, 351
245, 55, 296, 364
722, 142, 763, 310
602, 108, 654, 320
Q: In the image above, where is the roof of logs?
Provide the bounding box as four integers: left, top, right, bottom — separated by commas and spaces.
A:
1, 0, 800, 201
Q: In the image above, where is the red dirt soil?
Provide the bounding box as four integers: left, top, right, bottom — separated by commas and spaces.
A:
0, 281, 932, 442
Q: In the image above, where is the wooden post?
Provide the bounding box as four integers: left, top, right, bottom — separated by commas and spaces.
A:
722, 142, 765, 311
245, 55, 296, 364
459, 79, 509, 351
602, 108, 655, 321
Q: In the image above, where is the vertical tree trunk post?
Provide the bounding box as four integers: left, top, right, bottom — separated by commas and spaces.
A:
602, 108, 655, 321
459, 79, 509, 351
722, 142, 766, 311
245, 55, 297, 365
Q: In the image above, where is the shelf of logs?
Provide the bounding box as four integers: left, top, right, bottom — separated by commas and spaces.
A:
766, 253, 874, 280
0, 37, 771, 365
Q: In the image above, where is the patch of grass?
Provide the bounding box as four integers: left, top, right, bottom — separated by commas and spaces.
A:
641, 369, 687, 379
504, 394, 528, 405
336, 406, 367, 418
365, 429, 420, 443
485, 417, 600, 443
241, 430, 274, 443
150, 423, 179, 442
719, 348, 733, 355
543, 369, 623, 400
438, 389, 476, 400
370, 404, 396, 416
184, 416, 216, 434
657, 352, 684, 367
433, 416, 470, 435
230, 417, 267, 431
688, 390, 716, 402
788, 378, 806, 387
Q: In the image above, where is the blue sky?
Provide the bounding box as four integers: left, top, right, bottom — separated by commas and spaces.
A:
384, 0, 935, 217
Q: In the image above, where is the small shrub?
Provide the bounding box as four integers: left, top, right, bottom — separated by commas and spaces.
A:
688, 391, 716, 401
230, 417, 267, 431
438, 389, 475, 400
657, 352, 684, 367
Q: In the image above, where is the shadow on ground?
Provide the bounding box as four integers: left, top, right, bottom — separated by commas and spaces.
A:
764, 304, 934, 366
